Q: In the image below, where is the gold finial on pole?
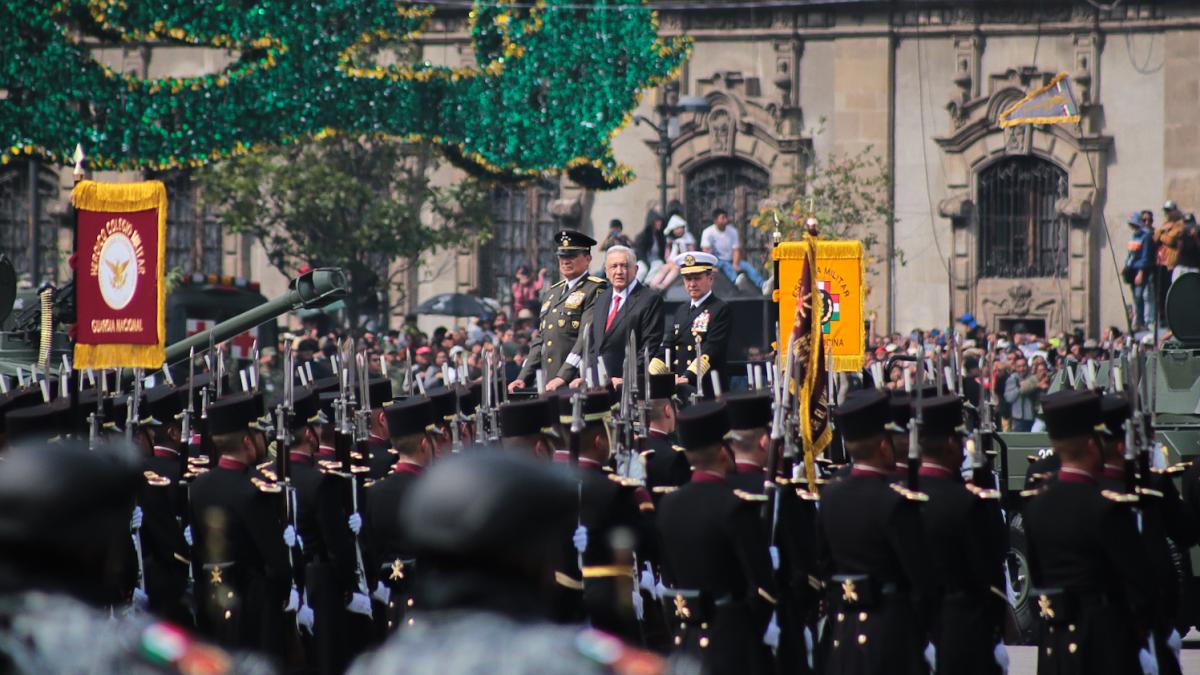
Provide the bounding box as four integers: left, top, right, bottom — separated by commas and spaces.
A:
72, 144, 87, 184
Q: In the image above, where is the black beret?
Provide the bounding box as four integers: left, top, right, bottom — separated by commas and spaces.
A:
555, 388, 613, 425
365, 377, 393, 409
500, 397, 556, 437
1099, 394, 1131, 438
1040, 389, 1102, 441
833, 389, 890, 442
913, 394, 963, 438
554, 229, 597, 254
676, 400, 731, 451
402, 451, 576, 570
725, 391, 771, 430
426, 386, 457, 421
384, 395, 436, 438
207, 392, 267, 436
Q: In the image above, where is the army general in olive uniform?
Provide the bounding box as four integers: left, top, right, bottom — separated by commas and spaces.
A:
511, 230, 608, 393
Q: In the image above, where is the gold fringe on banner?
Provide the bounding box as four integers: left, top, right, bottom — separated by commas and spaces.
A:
71, 180, 167, 370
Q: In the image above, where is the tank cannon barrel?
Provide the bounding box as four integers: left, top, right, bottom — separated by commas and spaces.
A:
163, 267, 348, 366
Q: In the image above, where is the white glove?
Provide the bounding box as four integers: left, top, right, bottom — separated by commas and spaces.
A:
1138, 647, 1158, 675
283, 525, 297, 548
348, 512, 362, 535
131, 587, 149, 610
993, 641, 1009, 674
285, 586, 300, 613
297, 603, 315, 635
804, 626, 815, 671
768, 545, 780, 571
373, 581, 391, 605
639, 563, 657, 597
347, 592, 373, 617
573, 524, 588, 554
183, 525, 193, 547
1168, 629, 1182, 661
924, 642, 937, 672
130, 506, 143, 531
763, 612, 780, 649
631, 588, 644, 621
296, 533, 305, 552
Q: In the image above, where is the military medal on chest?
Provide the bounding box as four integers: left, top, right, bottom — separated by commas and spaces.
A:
564, 290, 585, 310
691, 309, 710, 333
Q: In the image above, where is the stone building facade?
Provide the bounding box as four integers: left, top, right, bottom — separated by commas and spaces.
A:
3, 1, 1197, 337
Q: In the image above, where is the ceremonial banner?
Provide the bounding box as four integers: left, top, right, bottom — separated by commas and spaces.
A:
71, 180, 167, 369
777, 234, 831, 486
774, 239, 865, 372
998, 72, 1080, 129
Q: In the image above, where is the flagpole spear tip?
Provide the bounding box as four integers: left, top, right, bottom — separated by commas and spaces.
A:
804, 215, 819, 237
72, 144, 87, 183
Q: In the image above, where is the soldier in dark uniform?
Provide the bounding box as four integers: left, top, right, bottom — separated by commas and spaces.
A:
665, 252, 732, 399
497, 396, 558, 458
274, 385, 325, 644
1023, 389, 1152, 675
1095, 394, 1195, 675
815, 389, 933, 675
911, 394, 1007, 675
188, 392, 292, 658
724, 390, 819, 675
364, 395, 436, 635
509, 229, 608, 393
0, 438, 274, 674
656, 401, 777, 675
347, 451, 694, 675
424, 385, 458, 455
640, 372, 690, 501
359, 377, 396, 479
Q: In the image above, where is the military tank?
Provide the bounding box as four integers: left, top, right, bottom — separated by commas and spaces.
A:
1000, 272, 1200, 643
0, 254, 348, 377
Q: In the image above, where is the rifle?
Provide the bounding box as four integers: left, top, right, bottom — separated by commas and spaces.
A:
275, 342, 303, 601
1124, 348, 1143, 496
762, 339, 793, 524
334, 339, 371, 600
615, 330, 638, 476
908, 334, 925, 491
971, 336, 997, 489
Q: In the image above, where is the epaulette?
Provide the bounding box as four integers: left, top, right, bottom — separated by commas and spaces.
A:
318, 460, 342, 472
1029, 472, 1053, 483
794, 476, 828, 486
259, 467, 278, 482
776, 476, 792, 485
183, 468, 209, 480
1020, 487, 1045, 498
652, 486, 679, 495
251, 477, 282, 494
587, 275, 606, 284
1101, 489, 1138, 503
550, 279, 566, 288
1150, 463, 1187, 475
602, 466, 614, 473
1026, 454, 1041, 463
351, 465, 371, 474
350, 451, 364, 461
188, 456, 210, 466
965, 483, 1000, 500
1136, 486, 1164, 498
363, 479, 377, 489
795, 488, 820, 501
639, 449, 655, 459
889, 483, 929, 502
256, 460, 273, 471
671, 444, 686, 453
734, 489, 768, 502
143, 470, 171, 487
608, 474, 644, 488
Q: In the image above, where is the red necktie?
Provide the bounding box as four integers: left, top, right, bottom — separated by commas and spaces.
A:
605, 294, 622, 332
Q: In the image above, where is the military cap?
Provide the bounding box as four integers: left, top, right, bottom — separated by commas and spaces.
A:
833, 389, 890, 442
365, 377, 393, 409
455, 383, 480, 415
309, 375, 340, 397
426, 386, 457, 421
145, 384, 187, 426
402, 451, 576, 569
0, 389, 48, 435
384, 395, 436, 438
674, 251, 718, 275
500, 397, 556, 437
291, 387, 326, 428
317, 391, 338, 423
647, 372, 676, 400
725, 391, 771, 430
554, 388, 613, 425
183, 372, 231, 411
6, 399, 69, 442
555, 229, 597, 255
1040, 389, 1103, 441
886, 391, 913, 433
1099, 394, 1131, 439
913, 394, 963, 437
676, 400, 731, 451
207, 392, 268, 435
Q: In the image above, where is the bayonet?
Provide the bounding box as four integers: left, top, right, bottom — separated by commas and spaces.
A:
909, 335, 925, 491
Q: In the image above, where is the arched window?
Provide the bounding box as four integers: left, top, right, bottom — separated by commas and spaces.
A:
481, 178, 561, 303
977, 157, 1068, 278
0, 160, 60, 285
685, 158, 772, 269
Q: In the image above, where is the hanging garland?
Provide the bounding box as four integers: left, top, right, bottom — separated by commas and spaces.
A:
0, 1, 688, 188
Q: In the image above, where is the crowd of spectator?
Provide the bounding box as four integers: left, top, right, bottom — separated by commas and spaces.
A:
1124, 200, 1200, 330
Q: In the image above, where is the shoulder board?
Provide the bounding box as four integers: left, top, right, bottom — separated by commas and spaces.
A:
1150, 463, 1187, 475
733, 489, 768, 502
363, 479, 377, 489
318, 460, 342, 471
351, 465, 371, 474
551, 278, 566, 287
1019, 487, 1045, 498
965, 483, 1000, 500
1026, 454, 1041, 463
652, 486, 679, 495
607, 474, 645, 488
776, 477, 792, 485
794, 488, 820, 501
256, 460, 273, 471
1101, 489, 1139, 504
889, 483, 930, 502
251, 477, 282, 494
350, 451, 364, 461
602, 466, 614, 473
671, 444, 686, 453
1136, 486, 1164, 498
143, 470, 171, 487
587, 275, 605, 284
639, 449, 655, 459
259, 468, 278, 482
188, 456, 210, 466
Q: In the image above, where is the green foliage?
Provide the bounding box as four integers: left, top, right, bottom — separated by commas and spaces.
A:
200, 135, 491, 328
0, 1, 687, 188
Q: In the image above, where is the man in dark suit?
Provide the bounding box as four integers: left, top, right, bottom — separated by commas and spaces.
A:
571, 245, 663, 387
665, 251, 732, 398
